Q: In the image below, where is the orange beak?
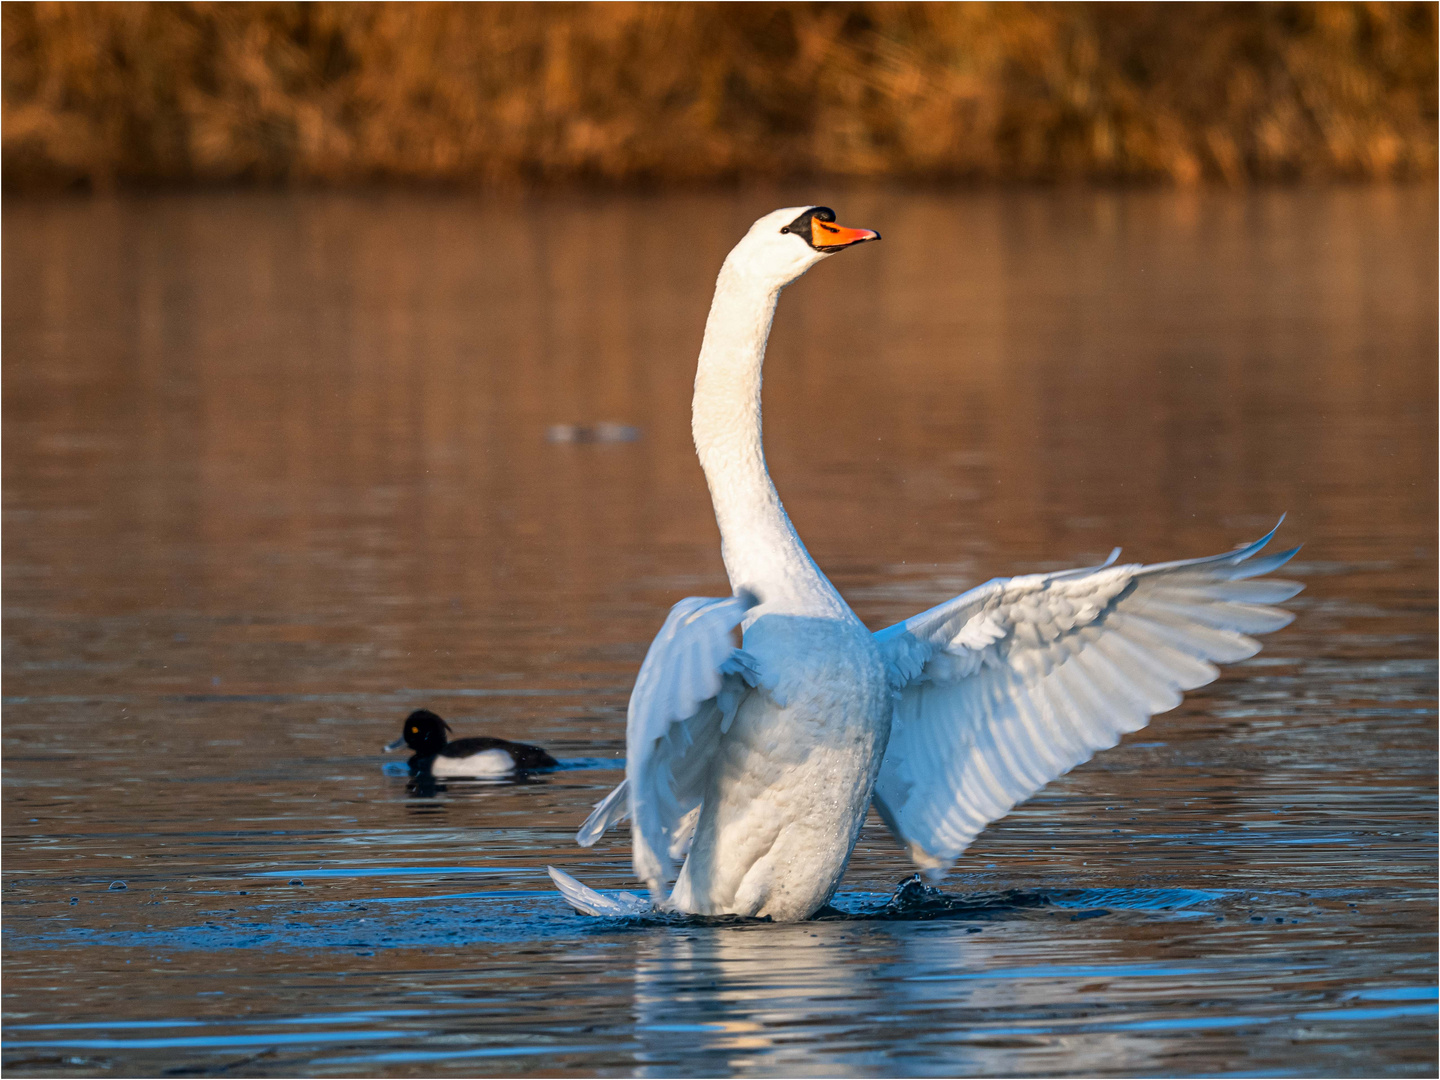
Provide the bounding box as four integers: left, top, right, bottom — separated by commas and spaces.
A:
809, 218, 880, 251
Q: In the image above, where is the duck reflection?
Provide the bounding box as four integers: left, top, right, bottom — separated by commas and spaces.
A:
402, 770, 548, 801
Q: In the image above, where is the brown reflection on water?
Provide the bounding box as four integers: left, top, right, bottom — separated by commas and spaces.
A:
5, 189, 1435, 699
2, 187, 1435, 1077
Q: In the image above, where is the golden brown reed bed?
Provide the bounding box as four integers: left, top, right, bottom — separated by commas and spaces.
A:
3, 1, 1435, 190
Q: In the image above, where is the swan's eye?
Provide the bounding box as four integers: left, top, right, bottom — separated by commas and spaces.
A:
779, 226, 790, 235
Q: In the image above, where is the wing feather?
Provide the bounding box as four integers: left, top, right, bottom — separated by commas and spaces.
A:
576, 778, 630, 847
873, 522, 1300, 880
617, 591, 758, 900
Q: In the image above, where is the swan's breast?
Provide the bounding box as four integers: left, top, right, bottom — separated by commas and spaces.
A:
741, 611, 887, 720
717, 611, 891, 801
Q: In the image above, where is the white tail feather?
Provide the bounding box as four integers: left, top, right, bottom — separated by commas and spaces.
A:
576, 779, 630, 847
546, 866, 652, 917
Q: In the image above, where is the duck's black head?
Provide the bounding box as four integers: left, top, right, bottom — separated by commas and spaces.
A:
387, 709, 450, 756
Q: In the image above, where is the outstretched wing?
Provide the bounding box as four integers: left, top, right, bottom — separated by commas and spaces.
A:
576, 591, 760, 901
872, 521, 1301, 880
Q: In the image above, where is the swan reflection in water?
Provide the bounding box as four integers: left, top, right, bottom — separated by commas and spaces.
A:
629, 913, 1199, 1076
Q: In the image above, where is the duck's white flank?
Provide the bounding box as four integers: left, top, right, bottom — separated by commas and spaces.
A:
430, 749, 516, 777
550, 206, 1301, 923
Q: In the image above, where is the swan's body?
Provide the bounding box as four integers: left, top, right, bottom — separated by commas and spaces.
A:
669, 615, 888, 919
548, 206, 1301, 922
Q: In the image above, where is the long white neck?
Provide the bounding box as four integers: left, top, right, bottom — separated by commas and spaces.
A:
691, 262, 848, 618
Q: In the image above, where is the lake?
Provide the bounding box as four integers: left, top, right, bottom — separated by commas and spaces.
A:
3, 185, 1436, 1077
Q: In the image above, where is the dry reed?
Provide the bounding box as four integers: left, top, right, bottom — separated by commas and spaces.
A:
3, 1, 1435, 189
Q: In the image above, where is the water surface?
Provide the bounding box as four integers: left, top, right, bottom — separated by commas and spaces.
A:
3, 186, 1436, 1076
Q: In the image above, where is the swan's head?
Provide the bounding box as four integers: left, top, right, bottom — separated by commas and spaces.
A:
726, 206, 879, 287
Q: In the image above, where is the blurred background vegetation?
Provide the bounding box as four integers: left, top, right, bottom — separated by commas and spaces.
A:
3, 1, 1435, 190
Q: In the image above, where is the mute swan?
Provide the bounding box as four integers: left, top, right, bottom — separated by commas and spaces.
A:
548, 205, 1300, 922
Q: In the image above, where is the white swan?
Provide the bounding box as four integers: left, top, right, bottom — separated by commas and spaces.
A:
548, 206, 1300, 922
